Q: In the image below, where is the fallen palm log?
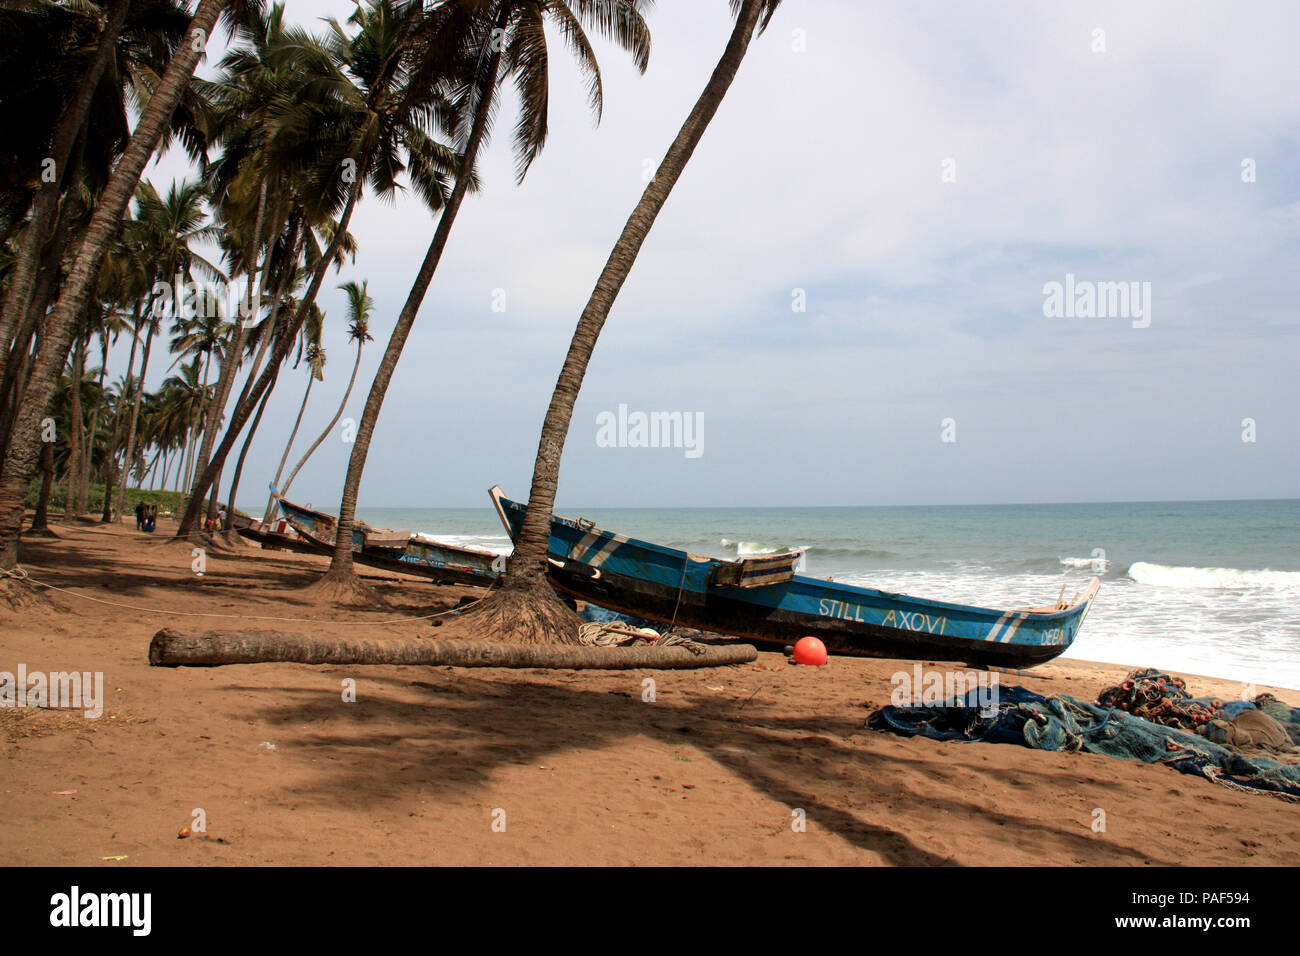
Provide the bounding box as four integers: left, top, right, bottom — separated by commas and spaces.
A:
148, 628, 758, 669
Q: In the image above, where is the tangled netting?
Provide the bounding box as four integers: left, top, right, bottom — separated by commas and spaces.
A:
869, 669, 1300, 801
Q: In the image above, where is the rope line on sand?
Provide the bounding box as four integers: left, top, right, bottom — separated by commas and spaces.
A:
0, 565, 493, 626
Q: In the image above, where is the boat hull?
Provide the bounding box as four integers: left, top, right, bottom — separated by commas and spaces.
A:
490, 489, 1098, 668
273, 496, 500, 587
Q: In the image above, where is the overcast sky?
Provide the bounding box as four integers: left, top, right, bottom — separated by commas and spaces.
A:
144, 0, 1300, 510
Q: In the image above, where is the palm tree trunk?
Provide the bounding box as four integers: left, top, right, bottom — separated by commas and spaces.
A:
280, 340, 362, 500
229, 217, 302, 417
179, 426, 194, 499
65, 334, 86, 517
190, 181, 269, 505
185, 346, 214, 493
144, 447, 162, 490
175, 180, 364, 537
224, 364, 279, 531
0, 0, 228, 572
82, 333, 110, 513
322, 38, 506, 588
149, 628, 757, 669
28, 441, 58, 537
103, 299, 143, 520
264, 371, 314, 523
0, 0, 132, 374
116, 314, 156, 520
476, 0, 765, 641
0, 198, 78, 455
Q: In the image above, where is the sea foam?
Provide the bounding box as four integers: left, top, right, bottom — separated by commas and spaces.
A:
1127, 561, 1300, 590
1060, 556, 1108, 570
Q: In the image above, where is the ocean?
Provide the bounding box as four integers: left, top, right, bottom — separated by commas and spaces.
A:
354, 498, 1300, 690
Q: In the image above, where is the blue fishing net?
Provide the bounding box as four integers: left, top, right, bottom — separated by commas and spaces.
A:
869, 684, 1300, 800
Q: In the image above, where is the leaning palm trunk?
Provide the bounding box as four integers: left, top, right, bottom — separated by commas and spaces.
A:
82, 333, 110, 513
65, 334, 86, 516
115, 318, 156, 521
149, 628, 757, 670
223, 364, 279, 531
174, 183, 365, 537
279, 339, 363, 501
0, 196, 80, 456
190, 182, 269, 518
263, 370, 315, 524
467, 0, 768, 643
183, 348, 214, 495
0, 0, 229, 573
103, 299, 143, 520
319, 42, 506, 594
0, 0, 132, 375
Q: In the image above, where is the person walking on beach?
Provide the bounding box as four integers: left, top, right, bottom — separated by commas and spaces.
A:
134, 500, 145, 531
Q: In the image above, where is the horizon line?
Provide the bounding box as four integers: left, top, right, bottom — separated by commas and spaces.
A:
350, 495, 1300, 511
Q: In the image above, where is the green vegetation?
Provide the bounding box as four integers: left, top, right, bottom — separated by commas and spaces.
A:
24, 484, 209, 519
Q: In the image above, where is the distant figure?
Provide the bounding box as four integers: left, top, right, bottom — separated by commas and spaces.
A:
134, 500, 145, 531
217, 507, 228, 530
143, 504, 157, 534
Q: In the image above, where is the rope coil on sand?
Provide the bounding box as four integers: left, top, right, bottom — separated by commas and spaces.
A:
577, 620, 707, 656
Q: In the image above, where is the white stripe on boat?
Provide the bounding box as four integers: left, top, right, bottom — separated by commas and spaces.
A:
570, 531, 601, 561
985, 613, 1011, 642
1000, 612, 1029, 643
588, 534, 628, 569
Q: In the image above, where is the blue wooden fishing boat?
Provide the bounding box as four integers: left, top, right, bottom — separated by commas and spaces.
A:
490, 487, 1099, 668
273, 494, 501, 587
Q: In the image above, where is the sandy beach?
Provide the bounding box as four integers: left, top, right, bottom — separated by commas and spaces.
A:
2, 517, 1296, 867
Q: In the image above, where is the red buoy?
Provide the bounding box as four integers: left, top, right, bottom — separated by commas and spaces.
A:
792, 636, 828, 666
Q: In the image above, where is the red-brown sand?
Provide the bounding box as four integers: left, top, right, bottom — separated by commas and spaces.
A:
2, 518, 1297, 866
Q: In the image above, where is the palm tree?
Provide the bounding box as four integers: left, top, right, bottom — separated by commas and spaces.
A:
0, 0, 218, 407
278, 279, 373, 502
464, 0, 780, 643
265, 310, 325, 519
63, 329, 88, 516
185, 2, 323, 515
0, 0, 259, 578
86, 295, 132, 520
317, 0, 652, 601
1, 0, 140, 369
168, 303, 231, 493
114, 179, 221, 521
157, 358, 213, 491
174, 0, 464, 538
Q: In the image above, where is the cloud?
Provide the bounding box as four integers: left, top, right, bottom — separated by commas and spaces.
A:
135, 0, 1298, 509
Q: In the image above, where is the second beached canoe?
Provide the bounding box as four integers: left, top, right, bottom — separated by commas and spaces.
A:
489, 486, 1099, 668
272, 494, 502, 587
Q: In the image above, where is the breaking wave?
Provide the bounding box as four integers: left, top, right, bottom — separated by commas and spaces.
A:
1127, 561, 1300, 590
1060, 556, 1109, 570
721, 538, 778, 557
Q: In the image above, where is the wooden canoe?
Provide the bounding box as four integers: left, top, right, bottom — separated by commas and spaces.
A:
489, 487, 1099, 668
271, 494, 501, 587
